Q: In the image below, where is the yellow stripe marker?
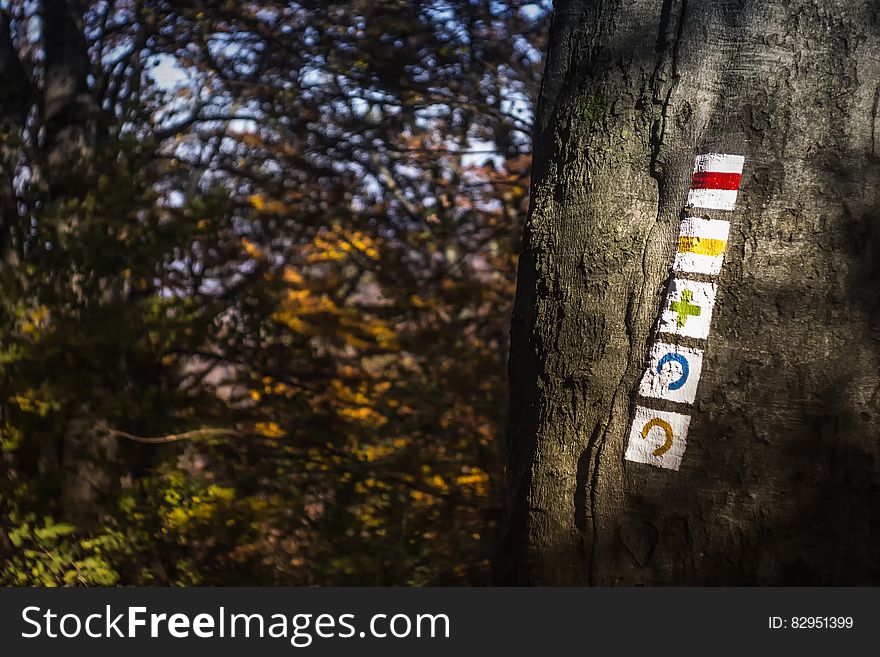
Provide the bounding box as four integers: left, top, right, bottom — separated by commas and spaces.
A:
673, 217, 730, 275
677, 236, 727, 257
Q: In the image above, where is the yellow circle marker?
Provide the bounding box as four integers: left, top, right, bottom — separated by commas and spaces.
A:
640, 418, 674, 456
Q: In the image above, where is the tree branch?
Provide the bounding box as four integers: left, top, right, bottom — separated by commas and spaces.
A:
107, 426, 245, 444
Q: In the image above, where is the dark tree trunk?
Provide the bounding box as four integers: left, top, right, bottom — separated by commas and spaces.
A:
0, 10, 28, 267
42, 0, 97, 193
497, 0, 880, 585
41, 0, 112, 527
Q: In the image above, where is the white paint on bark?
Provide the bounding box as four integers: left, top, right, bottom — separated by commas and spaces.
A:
673, 216, 730, 275
624, 406, 691, 471
658, 278, 718, 340
686, 153, 745, 210
638, 341, 705, 404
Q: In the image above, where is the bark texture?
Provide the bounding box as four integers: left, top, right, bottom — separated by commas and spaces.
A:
41, 0, 110, 527
42, 0, 97, 193
0, 11, 28, 266
497, 0, 880, 585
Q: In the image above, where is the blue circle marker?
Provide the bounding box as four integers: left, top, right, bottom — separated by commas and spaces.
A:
657, 353, 689, 391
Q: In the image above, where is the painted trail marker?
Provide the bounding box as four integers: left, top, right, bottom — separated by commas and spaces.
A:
686, 153, 745, 211
638, 341, 705, 404
659, 278, 717, 340
625, 406, 691, 471
674, 217, 730, 276
625, 152, 744, 472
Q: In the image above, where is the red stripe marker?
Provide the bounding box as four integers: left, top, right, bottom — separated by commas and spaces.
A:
690, 170, 742, 191
686, 154, 745, 211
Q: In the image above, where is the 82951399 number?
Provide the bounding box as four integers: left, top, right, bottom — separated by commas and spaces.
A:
769, 616, 853, 629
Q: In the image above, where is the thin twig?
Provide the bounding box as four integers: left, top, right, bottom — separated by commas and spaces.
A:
107, 427, 244, 444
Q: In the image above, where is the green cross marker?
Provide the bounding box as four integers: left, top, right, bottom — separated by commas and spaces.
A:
670, 289, 701, 328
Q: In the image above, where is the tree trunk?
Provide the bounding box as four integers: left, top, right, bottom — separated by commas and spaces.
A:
42, 0, 97, 193
497, 0, 880, 585
41, 0, 112, 528
0, 10, 28, 267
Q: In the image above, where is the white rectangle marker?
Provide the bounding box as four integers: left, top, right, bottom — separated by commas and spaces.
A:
658, 278, 717, 340
625, 406, 691, 471
673, 216, 730, 276
686, 153, 745, 211
638, 341, 705, 405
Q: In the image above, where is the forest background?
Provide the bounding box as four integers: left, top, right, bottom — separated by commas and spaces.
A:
0, 0, 549, 586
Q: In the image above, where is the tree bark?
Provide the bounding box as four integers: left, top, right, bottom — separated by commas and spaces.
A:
42, 0, 97, 193
41, 0, 112, 528
497, 0, 880, 585
0, 10, 28, 266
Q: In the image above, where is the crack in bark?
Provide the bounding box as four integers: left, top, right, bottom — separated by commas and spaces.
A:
583, 0, 689, 584
583, 287, 636, 584
871, 84, 879, 156
651, 0, 687, 177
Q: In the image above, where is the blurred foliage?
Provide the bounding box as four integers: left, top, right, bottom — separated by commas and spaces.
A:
0, 0, 549, 586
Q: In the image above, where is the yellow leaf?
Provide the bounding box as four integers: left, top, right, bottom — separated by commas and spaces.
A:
254, 421, 285, 438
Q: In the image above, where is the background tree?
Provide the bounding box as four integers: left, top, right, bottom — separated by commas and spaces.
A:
0, 0, 549, 586
498, 0, 880, 585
